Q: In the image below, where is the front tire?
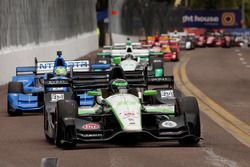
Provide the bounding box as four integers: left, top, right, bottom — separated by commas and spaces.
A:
177, 96, 201, 145
8, 82, 24, 116
55, 100, 77, 149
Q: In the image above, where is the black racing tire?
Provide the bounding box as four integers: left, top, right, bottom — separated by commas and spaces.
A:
44, 108, 54, 144
7, 82, 23, 116
177, 96, 201, 145
55, 100, 77, 149
174, 89, 182, 98
7, 103, 22, 116
37, 92, 44, 108
8, 82, 24, 93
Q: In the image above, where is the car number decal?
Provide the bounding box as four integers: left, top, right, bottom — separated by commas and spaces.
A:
160, 90, 174, 98
51, 94, 64, 102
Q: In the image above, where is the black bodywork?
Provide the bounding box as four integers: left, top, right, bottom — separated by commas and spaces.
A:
44, 65, 201, 148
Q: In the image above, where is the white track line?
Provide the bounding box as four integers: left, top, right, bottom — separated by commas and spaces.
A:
241, 61, 248, 65
239, 57, 245, 61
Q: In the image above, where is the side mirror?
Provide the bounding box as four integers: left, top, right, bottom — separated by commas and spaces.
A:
87, 91, 101, 97
143, 90, 157, 96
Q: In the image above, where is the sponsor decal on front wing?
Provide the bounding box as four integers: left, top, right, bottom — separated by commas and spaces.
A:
82, 123, 100, 130
161, 121, 177, 128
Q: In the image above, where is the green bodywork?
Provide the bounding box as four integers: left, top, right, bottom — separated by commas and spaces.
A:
143, 90, 157, 96
112, 80, 128, 87
149, 51, 164, 56
137, 56, 149, 62
155, 68, 163, 77
97, 52, 111, 57
87, 90, 101, 97
144, 105, 175, 114
78, 105, 103, 115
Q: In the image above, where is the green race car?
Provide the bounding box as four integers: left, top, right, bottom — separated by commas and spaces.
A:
51, 62, 201, 148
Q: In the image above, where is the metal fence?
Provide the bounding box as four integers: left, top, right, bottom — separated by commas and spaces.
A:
0, 0, 96, 49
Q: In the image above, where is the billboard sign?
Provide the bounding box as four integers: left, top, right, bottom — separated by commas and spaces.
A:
183, 10, 241, 28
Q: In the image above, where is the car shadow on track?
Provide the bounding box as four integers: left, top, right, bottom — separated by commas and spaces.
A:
65, 141, 203, 150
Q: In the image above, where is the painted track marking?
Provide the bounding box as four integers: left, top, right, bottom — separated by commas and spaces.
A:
173, 55, 250, 147
239, 57, 245, 61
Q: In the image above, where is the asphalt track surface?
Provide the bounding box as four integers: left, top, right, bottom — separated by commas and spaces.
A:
0, 48, 249, 167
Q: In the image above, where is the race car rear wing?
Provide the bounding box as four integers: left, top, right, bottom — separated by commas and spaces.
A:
110, 49, 149, 58
72, 71, 110, 91
35, 59, 90, 74
16, 66, 36, 75
71, 69, 147, 92
15, 66, 45, 80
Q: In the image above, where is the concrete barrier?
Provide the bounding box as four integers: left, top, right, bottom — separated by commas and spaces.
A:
0, 32, 98, 85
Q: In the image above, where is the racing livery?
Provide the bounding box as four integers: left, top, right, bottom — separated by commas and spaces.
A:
98, 39, 165, 77
43, 60, 201, 148
7, 51, 91, 116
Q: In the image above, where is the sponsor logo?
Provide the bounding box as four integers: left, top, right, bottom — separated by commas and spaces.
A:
81, 134, 102, 137
98, 60, 107, 64
51, 87, 65, 91
153, 59, 162, 63
162, 121, 177, 128
38, 62, 54, 70
82, 123, 100, 130
149, 77, 172, 82
124, 112, 135, 117
183, 15, 219, 23
48, 80, 68, 85
222, 12, 235, 26
38, 61, 88, 70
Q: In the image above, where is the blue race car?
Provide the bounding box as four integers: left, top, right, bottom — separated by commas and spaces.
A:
7, 51, 94, 116
7, 65, 44, 116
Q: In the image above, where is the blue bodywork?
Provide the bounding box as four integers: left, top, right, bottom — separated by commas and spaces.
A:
7, 53, 68, 115
8, 69, 44, 114
8, 51, 112, 116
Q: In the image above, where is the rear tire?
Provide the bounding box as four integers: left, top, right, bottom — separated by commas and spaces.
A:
7, 104, 22, 116
177, 96, 200, 145
8, 82, 24, 116
55, 100, 77, 149
173, 89, 182, 98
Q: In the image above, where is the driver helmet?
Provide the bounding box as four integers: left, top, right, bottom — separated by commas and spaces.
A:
111, 79, 128, 94
54, 66, 67, 76
125, 53, 134, 59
